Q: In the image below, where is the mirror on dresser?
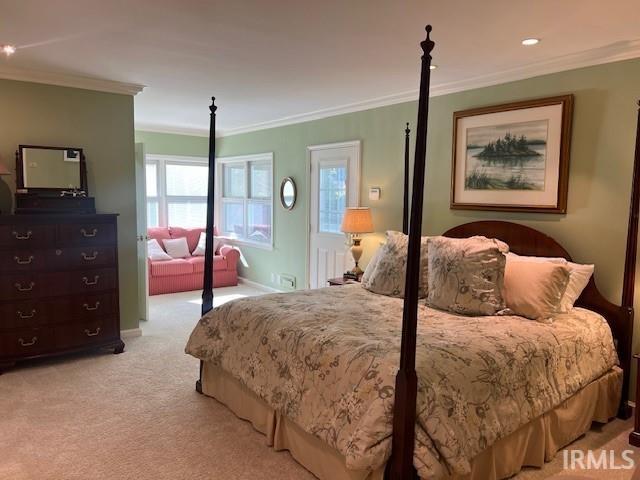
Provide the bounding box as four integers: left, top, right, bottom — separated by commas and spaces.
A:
14, 145, 95, 214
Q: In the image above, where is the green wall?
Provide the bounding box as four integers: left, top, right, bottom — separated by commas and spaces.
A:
136, 58, 640, 396
0, 79, 139, 331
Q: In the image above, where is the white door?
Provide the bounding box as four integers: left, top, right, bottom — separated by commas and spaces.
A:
308, 141, 360, 289
134, 143, 149, 322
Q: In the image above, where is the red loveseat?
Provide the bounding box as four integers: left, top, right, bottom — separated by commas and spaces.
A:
147, 227, 239, 296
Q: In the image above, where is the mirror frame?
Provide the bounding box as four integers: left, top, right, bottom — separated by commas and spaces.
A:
279, 177, 297, 210
16, 145, 88, 194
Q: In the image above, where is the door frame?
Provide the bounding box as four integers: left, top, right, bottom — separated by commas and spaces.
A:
306, 140, 361, 288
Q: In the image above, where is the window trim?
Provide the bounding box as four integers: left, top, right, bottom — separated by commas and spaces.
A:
145, 154, 208, 229
217, 152, 274, 250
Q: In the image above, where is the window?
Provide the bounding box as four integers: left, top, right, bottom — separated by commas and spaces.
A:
218, 153, 273, 247
145, 155, 208, 228
318, 164, 347, 233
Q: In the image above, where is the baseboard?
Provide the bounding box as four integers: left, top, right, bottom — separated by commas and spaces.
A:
238, 277, 282, 293
121, 328, 142, 339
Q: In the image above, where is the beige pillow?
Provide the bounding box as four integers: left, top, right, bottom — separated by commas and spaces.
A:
362, 231, 429, 298
162, 237, 191, 259
427, 236, 508, 316
504, 256, 571, 321
361, 242, 384, 285
506, 253, 594, 312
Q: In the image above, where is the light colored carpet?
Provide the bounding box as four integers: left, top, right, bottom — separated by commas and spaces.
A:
1, 286, 637, 479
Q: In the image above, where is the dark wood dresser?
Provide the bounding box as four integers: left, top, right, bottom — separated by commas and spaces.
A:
0, 214, 124, 372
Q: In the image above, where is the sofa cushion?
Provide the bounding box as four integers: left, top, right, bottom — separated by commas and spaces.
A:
186, 255, 227, 273
170, 226, 220, 252
150, 259, 193, 277
148, 227, 172, 246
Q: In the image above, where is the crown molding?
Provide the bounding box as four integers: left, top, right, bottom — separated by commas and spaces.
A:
0, 65, 145, 95
135, 124, 209, 137
215, 39, 640, 138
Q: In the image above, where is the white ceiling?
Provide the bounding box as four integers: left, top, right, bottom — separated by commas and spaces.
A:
1, 0, 639, 136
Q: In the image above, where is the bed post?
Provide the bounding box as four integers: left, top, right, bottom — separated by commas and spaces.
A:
403, 123, 411, 234
197, 96, 217, 394
625, 100, 640, 430
387, 26, 434, 480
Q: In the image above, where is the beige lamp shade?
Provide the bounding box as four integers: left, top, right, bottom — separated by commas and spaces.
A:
340, 207, 374, 234
0, 163, 10, 175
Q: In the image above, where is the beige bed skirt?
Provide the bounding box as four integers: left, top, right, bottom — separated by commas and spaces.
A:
201, 362, 622, 480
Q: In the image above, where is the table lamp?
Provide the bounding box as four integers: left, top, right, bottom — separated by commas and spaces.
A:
340, 207, 374, 277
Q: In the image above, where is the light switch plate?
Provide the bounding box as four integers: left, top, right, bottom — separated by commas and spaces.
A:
369, 187, 381, 201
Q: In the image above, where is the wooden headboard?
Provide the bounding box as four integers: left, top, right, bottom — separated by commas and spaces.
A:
444, 220, 633, 417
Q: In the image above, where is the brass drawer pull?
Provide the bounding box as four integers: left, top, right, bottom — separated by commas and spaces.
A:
18, 336, 38, 347
81, 251, 99, 261
14, 281, 35, 292
82, 275, 100, 286
83, 301, 101, 311
12, 230, 33, 240
81, 228, 98, 238
84, 327, 101, 337
17, 309, 36, 319
14, 255, 34, 265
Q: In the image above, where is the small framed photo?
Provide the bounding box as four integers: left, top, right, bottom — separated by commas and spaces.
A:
451, 95, 573, 213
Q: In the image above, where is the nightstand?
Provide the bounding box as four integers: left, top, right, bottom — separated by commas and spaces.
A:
328, 277, 361, 286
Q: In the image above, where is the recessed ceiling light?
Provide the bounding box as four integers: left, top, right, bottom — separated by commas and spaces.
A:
521, 38, 540, 46
430, 64, 437, 70
2, 44, 16, 56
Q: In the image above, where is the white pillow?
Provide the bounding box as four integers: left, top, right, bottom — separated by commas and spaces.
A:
147, 238, 172, 261
162, 237, 191, 259
192, 232, 223, 256
507, 253, 594, 312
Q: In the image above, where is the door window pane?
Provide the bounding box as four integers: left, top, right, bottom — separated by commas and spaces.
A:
147, 200, 159, 227
319, 165, 346, 233
223, 164, 245, 197
223, 201, 245, 237
247, 201, 272, 244
146, 164, 157, 197
166, 163, 208, 196
167, 201, 207, 228
250, 162, 271, 199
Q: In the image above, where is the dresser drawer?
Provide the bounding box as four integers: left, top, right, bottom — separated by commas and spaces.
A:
0, 273, 68, 300
55, 317, 117, 349
0, 249, 48, 272
0, 300, 66, 330
1, 327, 55, 358
59, 223, 116, 246
47, 247, 116, 270
69, 293, 116, 320
69, 268, 117, 293
0, 225, 56, 248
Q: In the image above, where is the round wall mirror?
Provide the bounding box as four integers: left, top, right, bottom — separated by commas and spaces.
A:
280, 177, 296, 210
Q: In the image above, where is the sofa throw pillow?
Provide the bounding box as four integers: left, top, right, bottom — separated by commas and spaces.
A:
362, 231, 429, 298
427, 236, 508, 316
147, 238, 172, 261
504, 256, 571, 321
163, 237, 191, 259
506, 253, 594, 312
192, 232, 223, 256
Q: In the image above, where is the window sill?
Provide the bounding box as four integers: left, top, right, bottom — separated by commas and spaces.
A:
223, 237, 274, 251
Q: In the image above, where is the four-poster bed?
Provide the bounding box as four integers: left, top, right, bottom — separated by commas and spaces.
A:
189, 25, 640, 480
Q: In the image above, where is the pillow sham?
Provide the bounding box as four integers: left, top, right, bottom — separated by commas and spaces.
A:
506, 253, 594, 312
427, 236, 508, 316
192, 232, 223, 256
163, 237, 191, 259
147, 238, 172, 261
503, 256, 571, 321
362, 231, 429, 298
361, 242, 384, 285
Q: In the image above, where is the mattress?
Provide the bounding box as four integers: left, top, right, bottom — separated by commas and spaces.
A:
185, 284, 619, 478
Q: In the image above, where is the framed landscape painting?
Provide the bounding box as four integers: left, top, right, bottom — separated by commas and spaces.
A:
451, 95, 573, 213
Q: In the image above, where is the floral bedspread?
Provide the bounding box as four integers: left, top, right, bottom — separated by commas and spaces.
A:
185, 285, 618, 478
